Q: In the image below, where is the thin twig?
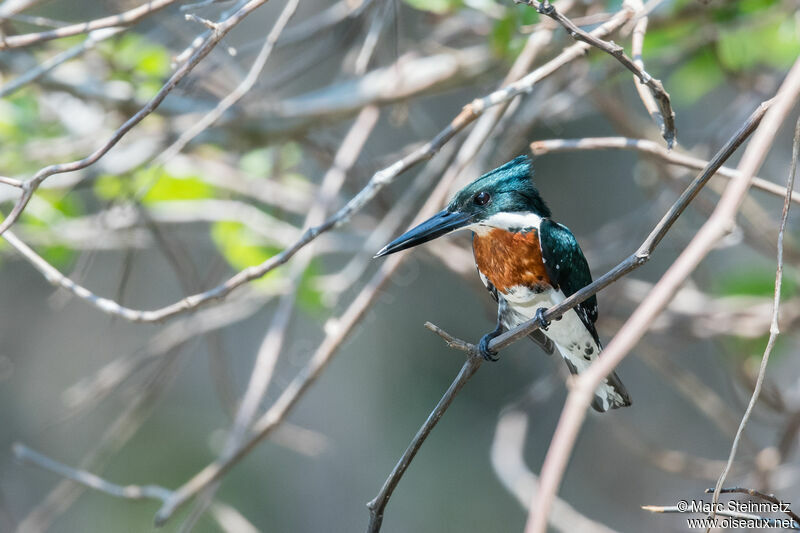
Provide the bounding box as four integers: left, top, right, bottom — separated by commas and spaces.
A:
642, 504, 800, 529
14, 444, 173, 502
12, 443, 256, 532
709, 115, 800, 518
0, 27, 124, 98
530, 137, 799, 205
2, 4, 637, 322
628, 0, 665, 139
705, 486, 800, 526
705, 487, 800, 524
157, 0, 300, 163
517, 0, 676, 148
0, 176, 23, 188
180, 106, 379, 527
524, 57, 800, 533
366, 94, 775, 533
0, 0, 277, 238
366, 337, 483, 532
0, 0, 180, 49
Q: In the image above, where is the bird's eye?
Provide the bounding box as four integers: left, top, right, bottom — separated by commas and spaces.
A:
473, 191, 491, 206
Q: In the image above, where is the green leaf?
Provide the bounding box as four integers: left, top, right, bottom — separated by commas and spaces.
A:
40, 244, 74, 268
297, 260, 323, 313
667, 49, 725, 105
716, 17, 798, 72
37, 189, 83, 218
239, 148, 273, 178
403, 0, 462, 15
108, 33, 170, 78
280, 143, 302, 171
141, 170, 214, 204
714, 268, 796, 300
94, 174, 128, 200
490, 13, 516, 58
211, 222, 281, 286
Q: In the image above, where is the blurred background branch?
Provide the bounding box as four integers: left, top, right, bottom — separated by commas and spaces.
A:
0, 0, 798, 532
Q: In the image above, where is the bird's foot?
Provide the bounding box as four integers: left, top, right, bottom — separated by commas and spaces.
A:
535, 308, 551, 330
478, 329, 502, 362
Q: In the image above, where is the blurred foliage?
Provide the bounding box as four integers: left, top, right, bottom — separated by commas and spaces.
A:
0, 0, 795, 313
403, 0, 463, 15
651, 0, 799, 104
490, 5, 539, 59
210, 221, 323, 312
99, 33, 171, 99
714, 267, 797, 359
714, 268, 798, 301
0, 90, 65, 175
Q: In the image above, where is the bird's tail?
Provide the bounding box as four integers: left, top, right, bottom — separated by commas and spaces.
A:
560, 350, 632, 413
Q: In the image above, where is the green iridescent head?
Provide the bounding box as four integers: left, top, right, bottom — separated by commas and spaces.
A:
375, 156, 551, 257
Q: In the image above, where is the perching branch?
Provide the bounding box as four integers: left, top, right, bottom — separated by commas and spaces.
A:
525, 56, 800, 533
363, 91, 774, 533
366, 324, 482, 533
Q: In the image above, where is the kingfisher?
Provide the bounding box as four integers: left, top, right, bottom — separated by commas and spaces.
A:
375, 156, 631, 412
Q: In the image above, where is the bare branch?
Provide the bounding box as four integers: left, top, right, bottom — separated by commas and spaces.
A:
705, 486, 800, 526
530, 137, 800, 205
628, 0, 665, 139
14, 444, 172, 502
157, 0, 301, 163
710, 115, 799, 516
0, 0, 180, 49
0, 27, 124, 98
0, 0, 277, 237
12, 444, 257, 533
517, 0, 676, 148
2, 3, 637, 322
366, 334, 482, 532
525, 57, 800, 533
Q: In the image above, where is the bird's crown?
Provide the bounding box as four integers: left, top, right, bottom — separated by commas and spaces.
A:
447, 156, 551, 222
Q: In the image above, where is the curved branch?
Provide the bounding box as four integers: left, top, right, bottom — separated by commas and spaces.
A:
2, 4, 637, 322
525, 56, 800, 533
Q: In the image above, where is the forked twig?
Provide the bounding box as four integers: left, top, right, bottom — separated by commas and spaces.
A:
517, 0, 676, 148
525, 57, 800, 533
365, 97, 774, 533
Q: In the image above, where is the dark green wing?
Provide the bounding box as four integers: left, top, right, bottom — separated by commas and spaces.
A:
539, 219, 599, 342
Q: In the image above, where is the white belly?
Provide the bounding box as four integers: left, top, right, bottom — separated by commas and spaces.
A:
503, 287, 598, 364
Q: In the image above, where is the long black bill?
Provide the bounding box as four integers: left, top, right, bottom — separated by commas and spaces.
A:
374, 209, 472, 258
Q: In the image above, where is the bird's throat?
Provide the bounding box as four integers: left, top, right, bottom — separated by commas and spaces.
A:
472, 228, 552, 294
